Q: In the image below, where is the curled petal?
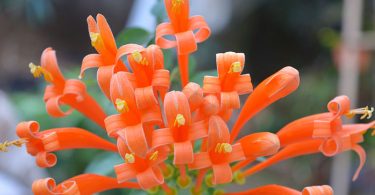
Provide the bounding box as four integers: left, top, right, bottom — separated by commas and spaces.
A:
221, 91, 240, 110
80, 54, 103, 78
189, 152, 212, 170
35, 151, 57, 168
45, 95, 73, 117
63, 79, 86, 102
212, 163, 232, 185
115, 163, 138, 183
115, 44, 145, 64
140, 105, 163, 125
174, 141, 194, 164
135, 86, 158, 110
32, 177, 78, 195
155, 23, 176, 49
164, 91, 191, 127
327, 95, 350, 116
16, 121, 43, 155
188, 120, 208, 141
104, 114, 127, 137
231, 66, 300, 142
183, 82, 204, 111
98, 65, 116, 99
41, 48, 65, 87
302, 185, 333, 195
136, 166, 164, 189
351, 145, 366, 181
117, 124, 148, 157
175, 31, 197, 54
239, 132, 280, 158
207, 116, 230, 150
152, 128, 173, 149
96, 14, 117, 54
217, 52, 245, 79
203, 76, 221, 94
110, 72, 137, 108
188, 16, 211, 43
152, 69, 170, 95
234, 74, 253, 95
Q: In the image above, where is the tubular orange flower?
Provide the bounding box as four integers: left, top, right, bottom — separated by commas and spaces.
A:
32, 174, 140, 195
31, 48, 107, 128
203, 52, 253, 121
156, 0, 211, 86
16, 121, 117, 168
114, 139, 168, 189
105, 72, 162, 157
152, 90, 207, 164
242, 121, 374, 180
15, 1, 375, 194
189, 116, 245, 185
224, 184, 333, 195
230, 66, 300, 142
80, 14, 128, 98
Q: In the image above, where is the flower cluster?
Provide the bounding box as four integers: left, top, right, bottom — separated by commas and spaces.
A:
8, 0, 375, 194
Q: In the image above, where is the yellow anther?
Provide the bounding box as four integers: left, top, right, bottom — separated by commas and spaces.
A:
0, 138, 27, 152
233, 171, 246, 185
174, 114, 186, 127
345, 106, 374, 120
215, 143, 232, 153
125, 153, 135, 163
89, 32, 103, 48
131, 51, 149, 66
149, 151, 159, 161
29, 63, 53, 82
228, 61, 242, 73
115, 98, 130, 113
172, 0, 184, 13
177, 175, 192, 189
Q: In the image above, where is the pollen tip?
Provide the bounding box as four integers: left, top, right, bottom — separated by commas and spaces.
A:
125, 153, 135, 163
174, 114, 186, 127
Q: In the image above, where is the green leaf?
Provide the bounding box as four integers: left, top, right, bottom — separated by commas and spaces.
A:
116, 28, 151, 46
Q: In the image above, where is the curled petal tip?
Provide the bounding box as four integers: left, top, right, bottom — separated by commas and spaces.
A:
302, 185, 333, 195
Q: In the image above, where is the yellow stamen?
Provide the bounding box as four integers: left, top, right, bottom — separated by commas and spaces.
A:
172, 0, 184, 13
228, 61, 242, 73
125, 153, 135, 163
149, 151, 159, 161
29, 63, 53, 82
0, 138, 27, 152
214, 143, 232, 153
89, 32, 103, 49
233, 171, 246, 185
345, 106, 374, 120
174, 114, 186, 127
115, 98, 130, 113
131, 51, 149, 66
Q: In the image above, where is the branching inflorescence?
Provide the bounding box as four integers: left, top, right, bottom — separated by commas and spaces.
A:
5, 0, 375, 194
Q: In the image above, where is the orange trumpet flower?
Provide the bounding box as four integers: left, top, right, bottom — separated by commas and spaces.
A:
203, 52, 253, 121
114, 139, 168, 189
224, 184, 333, 195
80, 14, 128, 98
16, 121, 117, 168
32, 174, 140, 195
230, 66, 300, 142
189, 116, 245, 184
278, 95, 374, 148
156, 0, 211, 86
30, 48, 107, 128
152, 91, 207, 164
105, 72, 163, 157
243, 121, 374, 180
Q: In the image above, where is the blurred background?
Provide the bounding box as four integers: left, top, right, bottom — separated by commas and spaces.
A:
0, 0, 374, 194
